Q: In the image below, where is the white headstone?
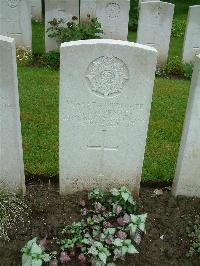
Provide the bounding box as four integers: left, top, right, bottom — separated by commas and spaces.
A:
0, 0, 32, 50
80, 0, 130, 41
30, 0, 42, 21
0, 35, 25, 194
182, 5, 200, 64
172, 55, 200, 198
137, 1, 174, 65
45, 0, 79, 52
60, 39, 157, 194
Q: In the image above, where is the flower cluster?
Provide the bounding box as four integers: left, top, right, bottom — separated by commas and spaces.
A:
56, 187, 147, 265
22, 187, 147, 266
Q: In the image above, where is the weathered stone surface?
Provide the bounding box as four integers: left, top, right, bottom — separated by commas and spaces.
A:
172, 55, 200, 198
137, 1, 174, 65
30, 0, 42, 21
183, 5, 200, 64
45, 0, 79, 52
59, 39, 157, 194
80, 0, 130, 41
0, 35, 25, 194
0, 0, 32, 50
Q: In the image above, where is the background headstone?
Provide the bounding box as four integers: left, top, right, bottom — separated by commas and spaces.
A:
182, 5, 200, 64
60, 39, 157, 194
172, 55, 200, 198
30, 0, 42, 21
80, 0, 130, 41
0, 35, 25, 194
0, 0, 32, 50
45, 0, 79, 52
137, 1, 174, 65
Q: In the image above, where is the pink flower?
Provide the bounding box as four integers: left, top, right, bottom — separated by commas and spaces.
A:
105, 236, 113, 245
95, 202, 103, 212
81, 208, 88, 216
116, 230, 127, 239
60, 252, 71, 264
123, 213, 130, 223
78, 253, 87, 264
117, 214, 130, 226
103, 221, 112, 228
92, 215, 98, 222
49, 259, 58, 266
117, 217, 126, 226
113, 204, 122, 215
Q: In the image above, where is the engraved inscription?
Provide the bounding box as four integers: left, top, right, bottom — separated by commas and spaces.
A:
64, 101, 144, 127
86, 56, 129, 98
106, 2, 120, 19
7, 0, 19, 8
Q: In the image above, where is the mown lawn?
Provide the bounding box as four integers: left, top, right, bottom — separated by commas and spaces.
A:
18, 0, 195, 182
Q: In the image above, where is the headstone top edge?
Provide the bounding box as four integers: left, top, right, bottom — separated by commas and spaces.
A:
61, 39, 158, 54
189, 5, 200, 9
141, 1, 174, 7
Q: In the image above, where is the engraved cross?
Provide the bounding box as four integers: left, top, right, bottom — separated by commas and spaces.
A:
87, 129, 119, 176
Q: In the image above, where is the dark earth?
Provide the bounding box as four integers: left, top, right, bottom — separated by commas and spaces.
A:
0, 179, 200, 266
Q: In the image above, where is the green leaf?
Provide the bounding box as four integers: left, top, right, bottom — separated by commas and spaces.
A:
129, 223, 137, 236
113, 238, 123, 247
127, 244, 139, 254
31, 243, 43, 255
104, 228, 116, 235
32, 259, 43, 266
138, 213, 147, 223
42, 253, 51, 262
138, 223, 146, 233
22, 254, 32, 266
121, 246, 128, 256
99, 252, 107, 264
121, 192, 129, 202
110, 188, 120, 196
88, 246, 98, 256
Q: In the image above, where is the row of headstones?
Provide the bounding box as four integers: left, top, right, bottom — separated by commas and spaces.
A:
1, 34, 200, 197
1, 0, 200, 64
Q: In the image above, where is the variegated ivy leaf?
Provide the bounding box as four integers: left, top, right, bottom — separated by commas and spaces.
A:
98, 252, 107, 264
103, 228, 116, 235
113, 238, 123, 247
130, 214, 147, 225
129, 223, 137, 237
127, 244, 139, 254
110, 188, 120, 196
121, 192, 130, 202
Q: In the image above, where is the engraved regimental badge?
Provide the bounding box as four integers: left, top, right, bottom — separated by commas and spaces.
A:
7, 0, 19, 8
86, 56, 129, 98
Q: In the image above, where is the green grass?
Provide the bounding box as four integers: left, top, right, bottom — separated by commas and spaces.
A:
18, 67, 58, 176
32, 20, 45, 55
22, 0, 194, 182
